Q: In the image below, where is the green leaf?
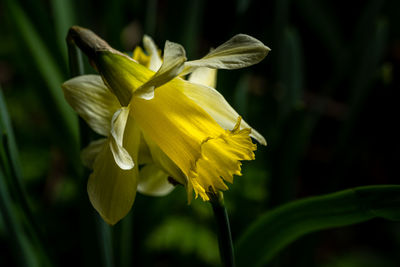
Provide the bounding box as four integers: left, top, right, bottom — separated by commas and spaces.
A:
51, 0, 76, 64
235, 185, 400, 267
278, 27, 303, 119
0, 89, 52, 267
0, 169, 39, 267
5, 0, 78, 147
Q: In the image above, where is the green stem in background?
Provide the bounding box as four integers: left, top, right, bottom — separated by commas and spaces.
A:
210, 192, 235, 267
145, 0, 157, 37
117, 211, 134, 267
97, 216, 115, 267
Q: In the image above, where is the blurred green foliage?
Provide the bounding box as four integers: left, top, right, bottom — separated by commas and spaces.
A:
1, 0, 399, 266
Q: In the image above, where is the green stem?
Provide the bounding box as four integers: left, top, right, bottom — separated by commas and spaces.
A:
210, 193, 236, 267
97, 216, 115, 267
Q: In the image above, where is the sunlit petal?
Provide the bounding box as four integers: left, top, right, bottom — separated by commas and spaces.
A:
182, 81, 267, 145
131, 79, 256, 201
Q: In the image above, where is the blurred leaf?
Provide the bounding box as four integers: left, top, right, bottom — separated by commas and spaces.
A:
233, 74, 249, 117
0, 170, 40, 267
0, 89, 51, 267
5, 0, 79, 147
269, 27, 306, 205
236, 0, 251, 15
236, 185, 400, 267
0, 89, 23, 182
322, 250, 397, 267
0, 89, 37, 231
146, 217, 219, 266
278, 27, 304, 119
295, 0, 345, 72
181, 0, 204, 58
145, 0, 157, 37
51, 0, 76, 64
335, 18, 388, 170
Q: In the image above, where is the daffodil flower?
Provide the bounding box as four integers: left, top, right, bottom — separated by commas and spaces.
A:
63, 26, 270, 225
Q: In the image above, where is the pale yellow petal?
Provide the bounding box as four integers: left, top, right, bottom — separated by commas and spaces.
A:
81, 138, 107, 169
87, 117, 141, 225
109, 108, 134, 170
182, 82, 267, 145
188, 67, 217, 88
62, 75, 119, 136
182, 34, 270, 75
143, 35, 162, 71
137, 164, 175, 196
134, 41, 187, 100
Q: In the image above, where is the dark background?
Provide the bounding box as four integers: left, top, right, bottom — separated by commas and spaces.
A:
1, 0, 399, 266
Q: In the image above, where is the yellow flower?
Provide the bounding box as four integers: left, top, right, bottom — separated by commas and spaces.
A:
62, 26, 270, 225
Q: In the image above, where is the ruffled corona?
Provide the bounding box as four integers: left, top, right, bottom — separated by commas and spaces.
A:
188, 117, 257, 201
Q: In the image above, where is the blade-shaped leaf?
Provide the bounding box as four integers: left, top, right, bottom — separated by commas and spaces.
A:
235, 185, 400, 267
5, 0, 78, 146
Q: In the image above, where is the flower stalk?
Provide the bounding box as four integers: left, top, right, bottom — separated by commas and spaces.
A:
210, 192, 235, 267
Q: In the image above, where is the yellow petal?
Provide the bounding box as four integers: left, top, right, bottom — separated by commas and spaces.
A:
182, 34, 270, 75
143, 133, 187, 186
130, 78, 256, 201
62, 75, 119, 136
134, 40, 187, 100
181, 81, 266, 145
137, 164, 175, 196
96, 51, 154, 105
87, 117, 141, 225
109, 108, 134, 170
188, 67, 217, 88
81, 138, 107, 169
132, 46, 150, 67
